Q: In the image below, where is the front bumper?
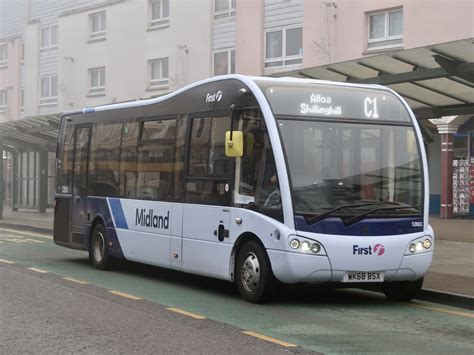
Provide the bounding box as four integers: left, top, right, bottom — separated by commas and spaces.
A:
267, 249, 433, 284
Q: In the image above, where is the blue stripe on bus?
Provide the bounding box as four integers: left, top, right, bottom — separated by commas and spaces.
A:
294, 216, 424, 236
109, 198, 128, 229
83, 107, 95, 113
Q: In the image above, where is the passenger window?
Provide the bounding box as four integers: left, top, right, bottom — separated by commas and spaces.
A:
57, 122, 75, 194
186, 115, 232, 205
173, 114, 188, 201
189, 116, 231, 176
136, 117, 177, 201
119, 119, 140, 198
88, 122, 122, 197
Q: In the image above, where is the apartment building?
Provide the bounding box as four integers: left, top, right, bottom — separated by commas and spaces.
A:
0, 0, 472, 215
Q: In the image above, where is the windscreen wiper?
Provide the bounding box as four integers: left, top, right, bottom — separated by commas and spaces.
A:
342, 205, 422, 226
306, 201, 398, 225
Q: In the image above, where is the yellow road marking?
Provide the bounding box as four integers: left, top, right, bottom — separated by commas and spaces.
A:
63, 277, 89, 285
407, 302, 474, 319
0, 258, 14, 264
28, 267, 48, 274
166, 307, 206, 320
108, 290, 142, 300
242, 331, 297, 348
0, 228, 53, 240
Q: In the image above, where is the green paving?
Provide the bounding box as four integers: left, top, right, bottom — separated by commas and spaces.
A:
1, 228, 473, 354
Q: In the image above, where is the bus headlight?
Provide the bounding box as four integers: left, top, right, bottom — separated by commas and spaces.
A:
406, 236, 433, 255
288, 236, 325, 255
301, 241, 310, 251
423, 239, 432, 249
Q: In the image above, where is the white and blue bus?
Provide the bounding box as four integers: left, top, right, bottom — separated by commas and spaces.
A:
54, 75, 433, 303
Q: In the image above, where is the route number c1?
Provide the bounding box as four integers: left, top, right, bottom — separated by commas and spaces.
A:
364, 97, 379, 119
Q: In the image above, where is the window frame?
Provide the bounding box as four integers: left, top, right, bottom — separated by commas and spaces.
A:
20, 88, 24, 113
0, 90, 7, 112
88, 67, 106, 96
40, 75, 58, 106
89, 11, 106, 41
148, 57, 169, 89
0, 44, 7, 67
367, 8, 403, 50
264, 26, 303, 70
149, 0, 170, 30
40, 25, 58, 52
213, 49, 235, 76
214, 0, 236, 20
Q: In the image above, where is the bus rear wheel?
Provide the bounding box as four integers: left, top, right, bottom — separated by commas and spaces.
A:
90, 223, 112, 270
382, 278, 423, 301
236, 240, 275, 303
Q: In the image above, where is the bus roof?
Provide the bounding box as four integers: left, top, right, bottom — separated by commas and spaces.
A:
62, 74, 391, 117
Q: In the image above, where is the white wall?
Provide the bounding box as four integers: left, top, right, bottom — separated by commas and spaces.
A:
58, 0, 212, 111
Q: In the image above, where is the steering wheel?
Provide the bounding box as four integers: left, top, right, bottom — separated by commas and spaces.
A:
263, 190, 281, 208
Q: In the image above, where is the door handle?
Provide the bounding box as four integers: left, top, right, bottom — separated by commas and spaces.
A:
217, 224, 229, 242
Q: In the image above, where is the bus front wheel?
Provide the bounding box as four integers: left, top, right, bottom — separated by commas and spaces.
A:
382, 278, 423, 301
90, 223, 112, 270
236, 240, 275, 303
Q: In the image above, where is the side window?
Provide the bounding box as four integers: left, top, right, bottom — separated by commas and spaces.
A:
174, 114, 188, 201
119, 119, 140, 198
234, 110, 282, 221
88, 121, 122, 197
73, 127, 91, 196
136, 117, 177, 201
186, 115, 231, 205
57, 121, 75, 194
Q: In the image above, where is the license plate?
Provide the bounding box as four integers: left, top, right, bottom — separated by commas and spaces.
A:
343, 271, 384, 283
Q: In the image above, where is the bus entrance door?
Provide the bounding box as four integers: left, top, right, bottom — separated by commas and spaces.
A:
71, 126, 91, 247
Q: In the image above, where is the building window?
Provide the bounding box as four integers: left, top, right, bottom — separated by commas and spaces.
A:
40, 76, 58, 105
265, 27, 302, 69
0, 90, 7, 112
89, 11, 106, 41
149, 0, 170, 29
0, 44, 7, 67
148, 58, 169, 89
368, 8, 403, 50
41, 25, 58, 52
89, 67, 106, 95
214, 0, 236, 20
214, 49, 235, 76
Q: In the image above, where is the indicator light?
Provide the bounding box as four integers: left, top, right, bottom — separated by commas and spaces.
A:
290, 239, 300, 249
409, 243, 416, 253
311, 243, 321, 254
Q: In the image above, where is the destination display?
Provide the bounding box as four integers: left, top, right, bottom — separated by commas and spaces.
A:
262, 85, 411, 122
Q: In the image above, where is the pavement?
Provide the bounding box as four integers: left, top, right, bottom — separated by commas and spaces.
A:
1, 206, 473, 308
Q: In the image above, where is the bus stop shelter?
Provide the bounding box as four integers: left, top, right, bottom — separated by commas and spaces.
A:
275, 38, 473, 218
0, 114, 60, 219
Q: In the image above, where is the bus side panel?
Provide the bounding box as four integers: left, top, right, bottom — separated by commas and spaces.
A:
54, 195, 71, 245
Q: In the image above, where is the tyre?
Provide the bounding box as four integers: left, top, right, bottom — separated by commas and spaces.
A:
90, 223, 112, 270
382, 278, 423, 301
235, 240, 275, 303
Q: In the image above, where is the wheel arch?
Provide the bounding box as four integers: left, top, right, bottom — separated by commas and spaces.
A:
230, 232, 270, 282
88, 215, 106, 252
